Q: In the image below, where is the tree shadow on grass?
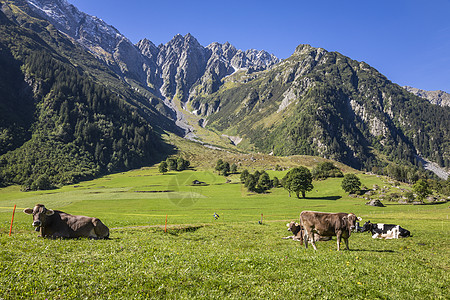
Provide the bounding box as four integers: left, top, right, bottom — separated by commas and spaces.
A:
304, 196, 342, 201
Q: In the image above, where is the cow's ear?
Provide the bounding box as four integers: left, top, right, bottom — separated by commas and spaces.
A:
286, 223, 290, 227
357, 217, 362, 221
23, 208, 33, 215
45, 209, 54, 216
295, 222, 299, 227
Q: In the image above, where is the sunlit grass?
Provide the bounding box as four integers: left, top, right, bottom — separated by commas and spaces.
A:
0, 166, 449, 299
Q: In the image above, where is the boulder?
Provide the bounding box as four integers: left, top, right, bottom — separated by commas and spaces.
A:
365, 199, 385, 207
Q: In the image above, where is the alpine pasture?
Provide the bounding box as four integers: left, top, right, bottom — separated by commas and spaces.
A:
0, 165, 449, 299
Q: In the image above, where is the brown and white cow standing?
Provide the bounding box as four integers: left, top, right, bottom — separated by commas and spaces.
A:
24, 204, 109, 239
300, 211, 361, 251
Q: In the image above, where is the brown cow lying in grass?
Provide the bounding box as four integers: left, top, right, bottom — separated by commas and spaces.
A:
24, 204, 109, 239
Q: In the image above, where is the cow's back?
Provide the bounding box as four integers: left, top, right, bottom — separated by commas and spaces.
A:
63, 214, 109, 238
46, 212, 109, 239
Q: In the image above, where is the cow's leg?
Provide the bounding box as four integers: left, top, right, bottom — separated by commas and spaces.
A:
309, 231, 317, 250
343, 238, 349, 250
311, 240, 317, 250
336, 233, 341, 251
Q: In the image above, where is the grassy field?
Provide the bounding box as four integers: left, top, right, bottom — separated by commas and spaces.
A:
0, 165, 449, 299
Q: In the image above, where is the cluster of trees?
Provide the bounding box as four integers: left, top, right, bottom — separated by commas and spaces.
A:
412, 179, 432, 201
215, 159, 237, 176
237, 164, 363, 199
377, 163, 429, 184
158, 157, 190, 174
240, 169, 279, 193
312, 162, 343, 180
428, 178, 450, 197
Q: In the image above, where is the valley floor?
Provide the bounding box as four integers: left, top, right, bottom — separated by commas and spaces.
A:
0, 166, 449, 299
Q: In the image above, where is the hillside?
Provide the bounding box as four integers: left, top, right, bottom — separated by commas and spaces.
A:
0, 0, 449, 190
0, 4, 176, 189
193, 45, 450, 172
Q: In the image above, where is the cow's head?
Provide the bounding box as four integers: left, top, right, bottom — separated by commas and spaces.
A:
23, 204, 54, 228
286, 221, 301, 234
342, 213, 362, 234
360, 221, 373, 233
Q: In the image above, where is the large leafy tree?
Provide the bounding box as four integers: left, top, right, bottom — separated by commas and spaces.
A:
158, 161, 168, 174
257, 172, 271, 192
282, 166, 313, 198
341, 174, 362, 194
413, 179, 431, 201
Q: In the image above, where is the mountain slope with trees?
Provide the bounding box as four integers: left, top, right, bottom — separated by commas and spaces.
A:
0, 0, 448, 190
0, 5, 174, 189
194, 45, 450, 172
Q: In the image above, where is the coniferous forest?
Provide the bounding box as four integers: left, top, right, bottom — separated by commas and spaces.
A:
0, 9, 171, 189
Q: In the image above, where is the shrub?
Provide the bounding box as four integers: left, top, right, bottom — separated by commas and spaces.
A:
312, 162, 343, 180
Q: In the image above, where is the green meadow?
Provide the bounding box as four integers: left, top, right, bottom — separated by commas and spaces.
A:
0, 166, 449, 299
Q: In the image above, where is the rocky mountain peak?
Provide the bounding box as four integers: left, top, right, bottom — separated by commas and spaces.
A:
136, 38, 158, 60
294, 44, 327, 56
165, 33, 201, 49
23, 0, 281, 129
403, 86, 450, 107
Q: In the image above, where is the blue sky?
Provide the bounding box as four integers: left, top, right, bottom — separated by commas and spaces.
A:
69, 0, 450, 93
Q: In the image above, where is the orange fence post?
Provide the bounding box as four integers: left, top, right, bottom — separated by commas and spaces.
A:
9, 204, 16, 236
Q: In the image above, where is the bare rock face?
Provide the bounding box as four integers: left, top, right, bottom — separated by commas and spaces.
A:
404, 86, 450, 107
144, 34, 280, 102
25, 0, 154, 87
155, 33, 208, 100
25, 0, 280, 105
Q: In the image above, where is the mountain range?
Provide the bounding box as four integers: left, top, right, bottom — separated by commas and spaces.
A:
0, 0, 448, 188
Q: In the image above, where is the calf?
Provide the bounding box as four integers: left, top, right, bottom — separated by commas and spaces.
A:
361, 221, 410, 239
24, 204, 109, 239
300, 211, 361, 251
282, 221, 332, 243
282, 221, 304, 243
